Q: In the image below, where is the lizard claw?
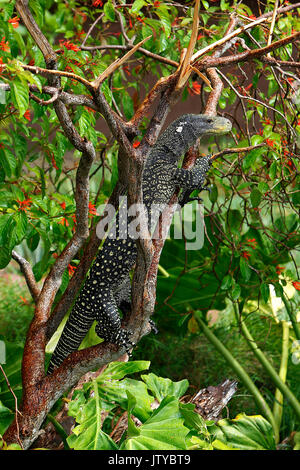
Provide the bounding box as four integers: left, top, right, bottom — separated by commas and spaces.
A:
149, 319, 159, 334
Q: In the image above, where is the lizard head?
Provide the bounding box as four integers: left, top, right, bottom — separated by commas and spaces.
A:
185, 114, 232, 136
155, 114, 232, 159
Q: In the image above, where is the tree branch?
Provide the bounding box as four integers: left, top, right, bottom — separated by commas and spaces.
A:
11, 251, 40, 302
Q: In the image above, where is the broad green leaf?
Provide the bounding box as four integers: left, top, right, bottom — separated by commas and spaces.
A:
141, 373, 189, 403
98, 361, 150, 382
179, 402, 208, 434
214, 413, 276, 450
67, 382, 117, 450
122, 397, 189, 450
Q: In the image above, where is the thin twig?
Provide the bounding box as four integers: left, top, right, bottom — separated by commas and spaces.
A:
0, 365, 24, 450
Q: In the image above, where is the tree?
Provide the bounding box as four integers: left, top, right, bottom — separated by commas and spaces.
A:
0, 0, 299, 449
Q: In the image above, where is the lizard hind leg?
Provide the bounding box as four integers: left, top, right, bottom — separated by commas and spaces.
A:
94, 287, 134, 354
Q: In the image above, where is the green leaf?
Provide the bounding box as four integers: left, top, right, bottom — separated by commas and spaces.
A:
242, 147, 264, 171
141, 373, 189, 403
0, 401, 14, 435
122, 91, 134, 120
257, 182, 269, 194
130, 0, 147, 14
209, 184, 218, 203
269, 161, 277, 180
214, 413, 276, 450
98, 361, 150, 382
179, 402, 208, 434
221, 275, 233, 290
240, 257, 251, 282
122, 397, 189, 450
260, 283, 269, 303
226, 209, 242, 236
67, 382, 118, 450
232, 284, 241, 300
11, 80, 29, 118
0, 245, 12, 269
250, 188, 262, 208
14, 211, 27, 244
0, 149, 17, 178
103, 0, 115, 21
0, 339, 23, 410
78, 108, 92, 136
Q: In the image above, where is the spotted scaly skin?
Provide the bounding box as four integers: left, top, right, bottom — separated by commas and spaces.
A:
47, 114, 232, 373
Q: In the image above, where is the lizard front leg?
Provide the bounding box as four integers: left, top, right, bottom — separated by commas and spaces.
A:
172, 155, 212, 206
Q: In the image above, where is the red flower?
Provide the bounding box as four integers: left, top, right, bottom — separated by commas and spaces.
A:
276, 266, 285, 275
265, 138, 275, 148
68, 264, 77, 276
188, 81, 201, 96
19, 295, 29, 305
24, 109, 31, 121
8, 16, 20, 28
60, 202, 66, 210
241, 251, 251, 260
153, 1, 160, 6
137, 16, 145, 24
59, 40, 80, 52
292, 281, 300, 291
17, 198, 32, 212
123, 65, 131, 76
246, 238, 257, 249
0, 37, 9, 51
58, 217, 69, 227
88, 202, 98, 216
93, 0, 103, 6
51, 154, 58, 170
133, 141, 140, 148
263, 118, 271, 125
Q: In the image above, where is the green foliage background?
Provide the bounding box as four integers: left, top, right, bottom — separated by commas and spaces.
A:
0, 0, 299, 450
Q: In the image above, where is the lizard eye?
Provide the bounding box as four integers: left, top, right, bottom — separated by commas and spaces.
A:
207, 119, 213, 123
